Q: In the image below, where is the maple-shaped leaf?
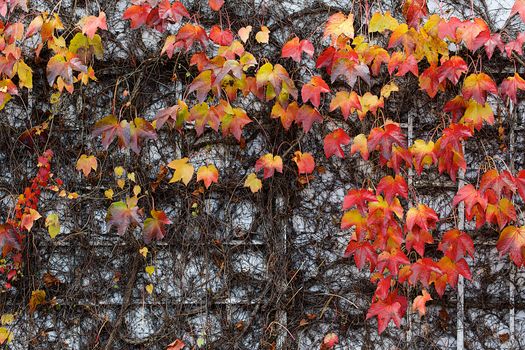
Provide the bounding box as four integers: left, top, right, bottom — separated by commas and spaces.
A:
296, 104, 323, 133
412, 289, 432, 317
271, 101, 297, 130
350, 133, 369, 160
443, 95, 467, 121
367, 120, 407, 163
154, 100, 189, 130
255, 63, 298, 100
410, 139, 437, 174
301, 76, 330, 107
197, 164, 219, 189
462, 99, 494, 131
244, 173, 262, 193
173, 23, 208, 52
436, 256, 472, 293
255, 153, 283, 179
47, 52, 88, 88
343, 189, 377, 214
329, 91, 361, 119
292, 151, 315, 174
461, 73, 497, 105
406, 204, 438, 233
511, 0, 525, 22
484, 33, 504, 59
129, 118, 157, 154
486, 198, 517, 229
376, 175, 408, 204
344, 240, 377, 271
92, 115, 131, 150
330, 59, 370, 87
323, 128, 350, 158
166, 339, 186, 350
167, 157, 194, 185
515, 170, 525, 201
377, 248, 410, 276
281, 37, 314, 62
188, 70, 213, 102
387, 145, 412, 174
438, 229, 474, 261
402, 0, 428, 28
419, 64, 443, 98
437, 16, 462, 41
0, 223, 20, 255
456, 18, 490, 52
190, 102, 220, 136
388, 52, 418, 77
123, 4, 152, 29
158, 0, 190, 22
209, 25, 234, 46
143, 209, 172, 244
215, 101, 251, 141
364, 46, 390, 76
107, 197, 143, 236
499, 73, 525, 104
324, 12, 354, 44
76, 154, 97, 177
366, 289, 407, 334
405, 227, 434, 256
452, 184, 488, 218
497, 226, 525, 267
78, 11, 107, 39
479, 169, 517, 198
368, 11, 399, 33
209, 0, 224, 11
437, 56, 467, 85
399, 258, 442, 289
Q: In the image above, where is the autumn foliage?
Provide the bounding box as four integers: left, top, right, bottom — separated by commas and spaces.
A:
0, 0, 525, 347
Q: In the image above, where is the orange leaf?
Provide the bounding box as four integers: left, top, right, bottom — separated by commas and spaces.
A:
412, 289, 432, 316
197, 164, 219, 189
329, 91, 361, 119
292, 151, 315, 175
462, 73, 497, 105
209, 0, 224, 11
76, 154, 98, 177
78, 11, 107, 39
281, 37, 314, 62
301, 76, 329, 107
497, 226, 525, 267
255, 153, 283, 179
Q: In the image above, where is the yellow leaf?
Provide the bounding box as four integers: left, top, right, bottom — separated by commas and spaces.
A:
104, 188, 114, 199
50, 92, 61, 104
67, 192, 79, 199
29, 290, 46, 313
244, 173, 262, 193
0, 327, 13, 344
114, 166, 125, 177
117, 179, 125, 189
16, 60, 33, 89
167, 157, 194, 186
369, 12, 399, 33
0, 314, 14, 325
133, 185, 141, 196
380, 82, 399, 98
145, 265, 155, 276
145, 284, 153, 294
127, 172, 136, 182
255, 26, 270, 43
45, 213, 60, 239
139, 247, 148, 258
197, 164, 219, 189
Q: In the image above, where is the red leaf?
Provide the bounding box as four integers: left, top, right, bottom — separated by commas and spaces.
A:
123, 4, 152, 29
484, 33, 504, 59
343, 189, 377, 214
296, 104, 323, 133
452, 184, 488, 218
367, 120, 406, 163
129, 117, 157, 154
79, 11, 107, 39
209, 25, 234, 46
377, 248, 410, 276
388, 52, 418, 77
143, 209, 172, 244
344, 240, 377, 271
419, 64, 443, 98
301, 76, 330, 107
209, 0, 225, 11
321, 333, 339, 350
437, 56, 467, 85
515, 170, 525, 201
292, 151, 315, 174
438, 229, 474, 261
479, 169, 517, 198
174, 23, 208, 52
0, 223, 20, 255
92, 115, 131, 150
402, 0, 428, 28
330, 58, 370, 87
497, 226, 525, 267
323, 128, 350, 158
456, 18, 490, 52
376, 175, 408, 204
281, 37, 314, 63
366, 289, 407, 334
406, 204, 438, 232
499, 73, 525, 104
